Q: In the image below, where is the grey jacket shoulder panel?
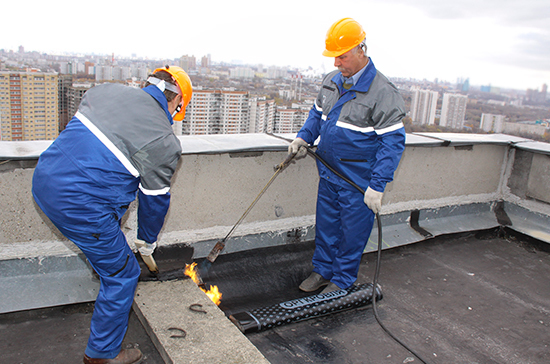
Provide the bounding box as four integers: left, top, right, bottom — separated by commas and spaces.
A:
316, 70, 405, 132
316, 70, 340, 113
78, 83, 182, 191
364, 72, 406, 130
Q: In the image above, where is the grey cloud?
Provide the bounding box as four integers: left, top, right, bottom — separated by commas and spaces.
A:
382, 0, 550, 27
475, 31, 550, 72
377, 0, 550, 72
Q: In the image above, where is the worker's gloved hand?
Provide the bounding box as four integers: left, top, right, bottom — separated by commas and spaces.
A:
135, 239, 157, 256
364, 187, 384, 214
288, 138, 308, 160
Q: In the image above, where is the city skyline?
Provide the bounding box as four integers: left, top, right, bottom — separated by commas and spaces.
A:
2, 0, 549, 92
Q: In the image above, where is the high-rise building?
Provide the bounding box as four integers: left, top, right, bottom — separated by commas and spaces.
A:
457, 77, 470, 93
229, 67, 255, 79
410, 87, 438, 125
95, 66, 113, 81
220, 91, 249, 134
67, 83, 93, 121
274, 107, 308, 133
0, 71, 59, 141
58, 74, 73, 132
526, 84, 548, 104
182, 89, 250, 135
180, 55, 196, 72
480, 114, 505, 133
440, 93, 468, 129
267, 67, 287, 79
85, 62, 95, 75
201, 55, 211, 69
59, 77, 93, 133
249, 97, 275, 133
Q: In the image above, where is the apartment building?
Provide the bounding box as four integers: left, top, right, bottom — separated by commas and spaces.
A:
220, 91, 249, 134
440, 93, 468, 129
180, 55, 196, 72
182, 89, 250, 135
58, 74, 73, 132
410, 87, 438, 125
249, 97, 276, 133
274, 107, 308, 134
480, 113, 505, 133
0, 71, 59, 141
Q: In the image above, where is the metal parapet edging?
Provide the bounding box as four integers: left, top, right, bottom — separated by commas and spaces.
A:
364, 201, 549, 253
503, 201, 550, 244
1, 201, 549, 314
371, 200, 550, 253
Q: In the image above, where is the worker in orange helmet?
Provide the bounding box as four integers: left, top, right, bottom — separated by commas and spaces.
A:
289, 18, 406, 294
32, 66, 192, 363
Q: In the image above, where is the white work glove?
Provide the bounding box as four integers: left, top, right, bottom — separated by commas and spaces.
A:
135, 239, 157, 256
288, 138, 308, 160
364, 187, 384, 214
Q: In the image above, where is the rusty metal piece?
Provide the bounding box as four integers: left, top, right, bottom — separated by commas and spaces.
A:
206, 240, 225, 263
168, 327, 186, 338
189, 303, 207, 314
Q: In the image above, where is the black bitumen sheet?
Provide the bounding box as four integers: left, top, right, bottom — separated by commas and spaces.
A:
1, 227, 549, 364
203, 227, 550, 364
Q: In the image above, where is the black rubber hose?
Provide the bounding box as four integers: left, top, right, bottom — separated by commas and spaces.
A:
303, 147, 431, 364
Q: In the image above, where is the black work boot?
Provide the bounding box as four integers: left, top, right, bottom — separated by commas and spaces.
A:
299, 272, 330, 292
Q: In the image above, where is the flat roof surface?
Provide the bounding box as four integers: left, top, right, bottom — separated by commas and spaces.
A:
2, 227, 549, 363
209, 228, 550, 364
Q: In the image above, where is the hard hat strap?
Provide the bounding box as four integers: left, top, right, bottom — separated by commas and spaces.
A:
147, 76, 182, 96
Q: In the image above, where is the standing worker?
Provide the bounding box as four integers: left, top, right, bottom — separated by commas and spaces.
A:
289, 18, 406, 294
32, 66, 192, 364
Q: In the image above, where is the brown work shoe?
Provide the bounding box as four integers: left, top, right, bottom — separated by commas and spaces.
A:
83, 348, 143, 364
299, 272, 329, 292
320, 282, 344, 294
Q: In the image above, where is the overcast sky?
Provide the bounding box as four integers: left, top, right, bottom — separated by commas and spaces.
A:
2, 0, 549, 91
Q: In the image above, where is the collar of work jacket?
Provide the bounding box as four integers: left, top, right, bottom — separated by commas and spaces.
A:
142, 85, 174, 124
332, 57, 377, 95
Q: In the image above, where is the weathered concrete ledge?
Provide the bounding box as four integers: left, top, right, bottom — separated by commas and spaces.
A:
133, 279, 270, 364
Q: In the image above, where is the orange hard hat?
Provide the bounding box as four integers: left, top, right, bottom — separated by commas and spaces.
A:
322, 18, 366, 58
153, 65, 193, 121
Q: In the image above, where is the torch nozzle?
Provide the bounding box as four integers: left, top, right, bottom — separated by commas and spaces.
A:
273, 153, 296, 172
206, 240, 225, 263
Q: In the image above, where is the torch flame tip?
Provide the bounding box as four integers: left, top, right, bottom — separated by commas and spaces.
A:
184, 263, 222, 305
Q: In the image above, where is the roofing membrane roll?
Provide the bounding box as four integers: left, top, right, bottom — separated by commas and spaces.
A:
229, 283, 382, 334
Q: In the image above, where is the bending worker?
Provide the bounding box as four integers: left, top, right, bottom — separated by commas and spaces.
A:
32, 66, 192, 364
289, 18, 406, 294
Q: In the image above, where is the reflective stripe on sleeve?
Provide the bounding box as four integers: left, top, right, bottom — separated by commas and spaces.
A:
336, 120, 374, 133
76, 111, 140, 177
375, 122, 405, 135
139, 183, 170, 196
315, 101, 322, 112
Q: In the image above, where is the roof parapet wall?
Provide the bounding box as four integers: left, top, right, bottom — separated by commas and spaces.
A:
0, 133, 549, 313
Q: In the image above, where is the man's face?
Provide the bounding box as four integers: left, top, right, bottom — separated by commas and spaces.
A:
334, 47, 365, 77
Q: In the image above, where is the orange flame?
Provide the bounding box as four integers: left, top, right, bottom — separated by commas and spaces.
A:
184, 263, 222, 305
